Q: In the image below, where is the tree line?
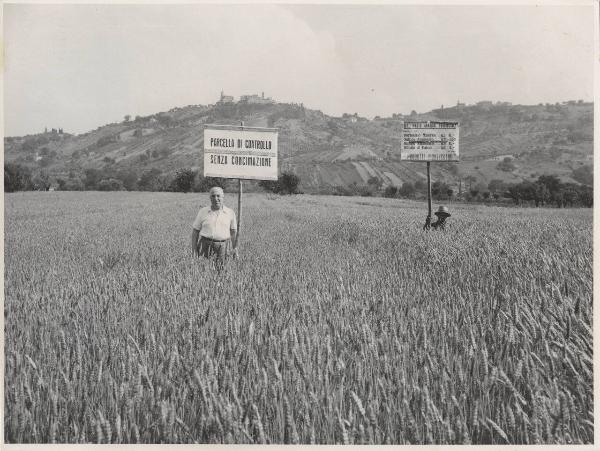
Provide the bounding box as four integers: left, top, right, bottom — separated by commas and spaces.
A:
4, 162, 300, 195
318, 174, 592, 208
4, 161, 591, 207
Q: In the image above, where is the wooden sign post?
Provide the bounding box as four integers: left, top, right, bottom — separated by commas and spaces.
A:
238, 122, 244, 237
237, 179, 243, 235
399, 121, 460, 230
426, 161, 432, 226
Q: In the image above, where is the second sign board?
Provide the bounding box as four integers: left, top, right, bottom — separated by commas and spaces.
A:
400, 121, 460, 162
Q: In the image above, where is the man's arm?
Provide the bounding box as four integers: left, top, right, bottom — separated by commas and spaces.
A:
423, 215, 431, 231
230, 228, 238, 249
191, 228, 200, 257
230, 209, 238, 251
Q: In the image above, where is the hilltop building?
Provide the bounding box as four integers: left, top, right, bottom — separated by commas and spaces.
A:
218, 91, 234, 104
240, 92, 275, 105
341, 112, 367, 123
217, 91, 275, 105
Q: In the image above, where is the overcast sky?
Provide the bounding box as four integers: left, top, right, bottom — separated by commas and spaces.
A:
4, 3, 596, 136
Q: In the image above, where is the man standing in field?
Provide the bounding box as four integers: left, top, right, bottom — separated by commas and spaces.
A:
430, 205, 451, 230
191, 186, 238, 269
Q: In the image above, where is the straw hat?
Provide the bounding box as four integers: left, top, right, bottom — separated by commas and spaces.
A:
434, 205, 451, 217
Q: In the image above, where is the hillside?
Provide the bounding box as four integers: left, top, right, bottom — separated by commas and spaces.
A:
4, 99, 593, 191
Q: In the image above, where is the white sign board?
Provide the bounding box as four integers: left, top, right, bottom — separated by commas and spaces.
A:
400, 121, 459, 161
204, 125, 278, 180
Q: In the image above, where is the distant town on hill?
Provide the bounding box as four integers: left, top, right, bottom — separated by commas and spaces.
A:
4, 92, 593, 205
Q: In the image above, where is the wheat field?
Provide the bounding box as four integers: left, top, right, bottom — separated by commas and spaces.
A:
3, 191, 593, 444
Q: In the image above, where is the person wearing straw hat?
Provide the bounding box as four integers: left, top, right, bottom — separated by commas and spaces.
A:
431, 205, 451, 230
191, 186, 238, 269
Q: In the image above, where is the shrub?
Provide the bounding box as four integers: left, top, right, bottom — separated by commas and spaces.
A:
170, 168, 196, 193
398, 182, 416, 198
4, 163, 33, 192
97, 178, 124, 191
497, 157, 516, 172
259, 171, 301, 195
138, 168, 163, 191
383, 185, 398, 198
96, 135, 117, 147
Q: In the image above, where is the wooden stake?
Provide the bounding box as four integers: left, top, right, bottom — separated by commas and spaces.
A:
238, 178, 242, 234
427, 161, 432, 219
238, 121, 244, 236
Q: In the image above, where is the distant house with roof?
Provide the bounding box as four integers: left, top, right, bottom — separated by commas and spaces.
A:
342, 113, 367, 123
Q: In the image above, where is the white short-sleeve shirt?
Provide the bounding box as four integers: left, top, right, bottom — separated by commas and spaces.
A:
192, 206, 237, 240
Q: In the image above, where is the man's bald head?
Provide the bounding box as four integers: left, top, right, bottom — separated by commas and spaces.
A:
209, 186, 224, 196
